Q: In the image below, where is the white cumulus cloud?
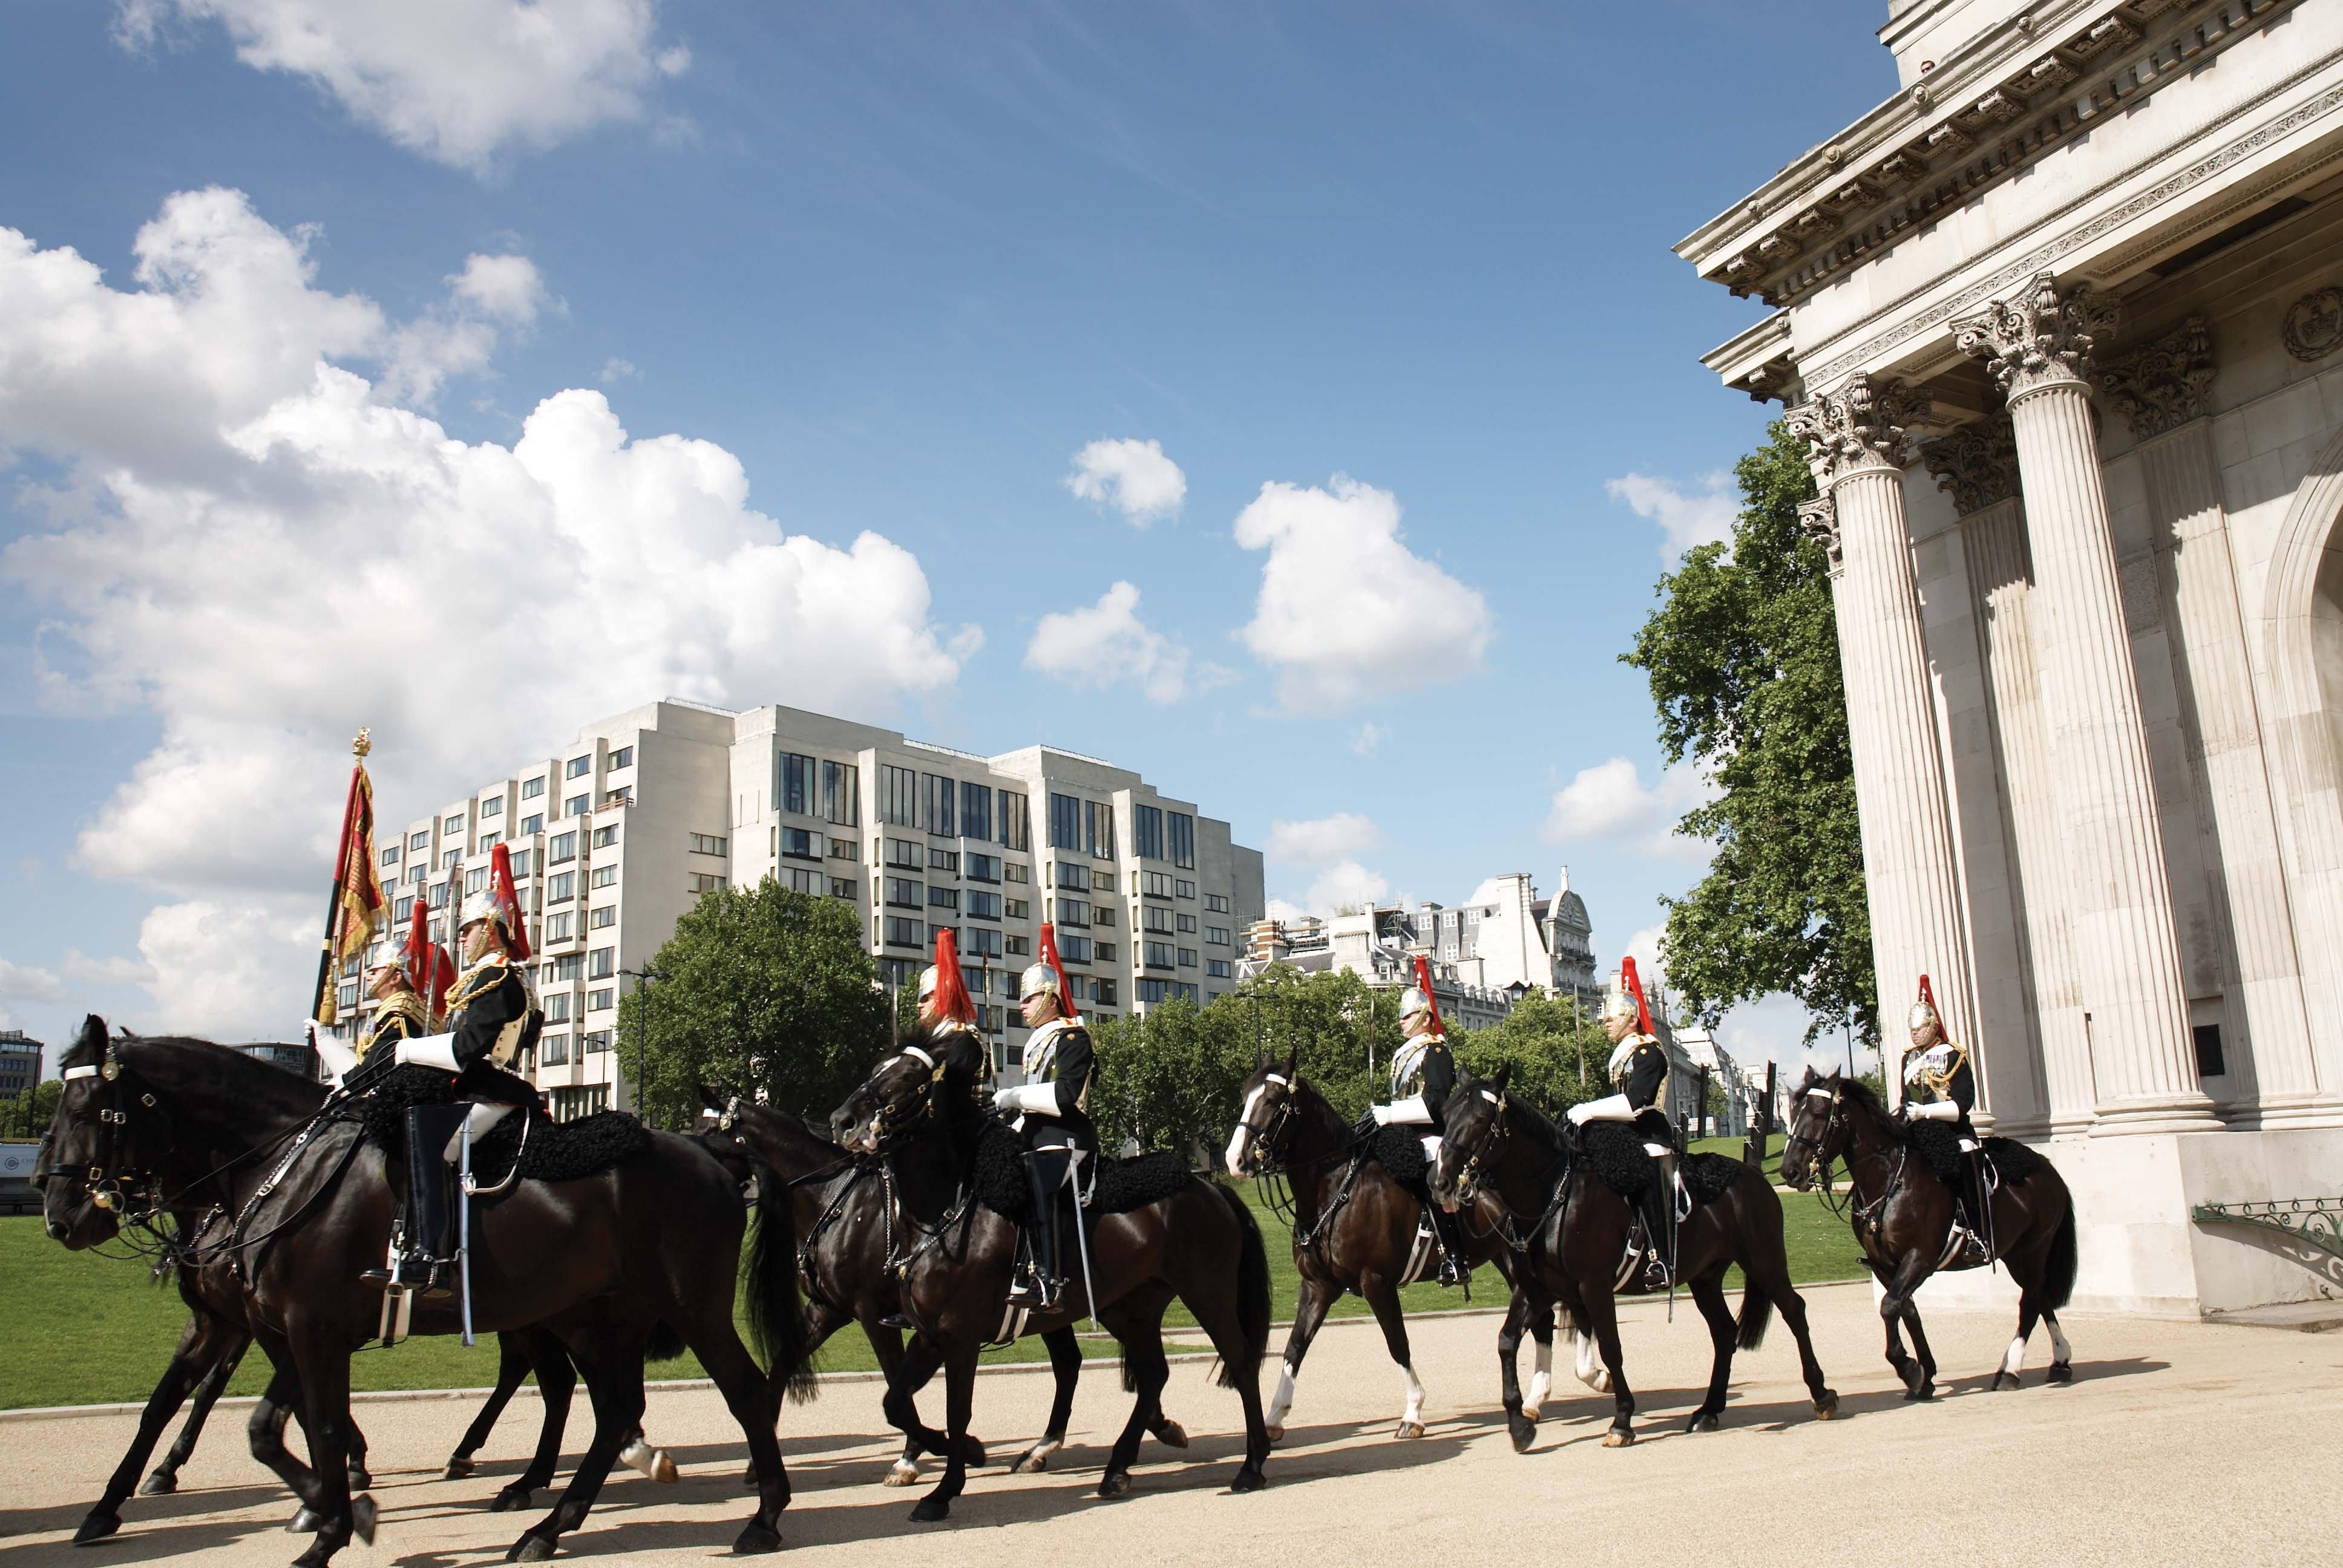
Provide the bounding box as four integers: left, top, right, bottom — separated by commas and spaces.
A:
1348, 723, 1389, 756
1543, 757, 1712, 864
1063, 437, 1187, 526
1607, 471, 1737, 564
1300, 860, 1389, 915
1265, 812, 1380, 867
0, 189, 979, 1036
1023, 581, 1190, 704
1233, 475, 1490, 716
116, 0, 692, 174
0, 960, 67, 1004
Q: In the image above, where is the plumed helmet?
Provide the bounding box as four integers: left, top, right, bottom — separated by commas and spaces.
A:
1400, 955, 1443, 1031
364, 953, 408, 984
458, 885, 502, 932
1018, 961, 1061, 1002
1399, 985, 1431, 1020
1612, 955, 1657, 1036
1909, 973, 1941, 1034
923, 929, 975, 1024
917, 965, 940, 1003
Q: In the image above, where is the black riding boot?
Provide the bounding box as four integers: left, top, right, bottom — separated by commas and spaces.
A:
1009, 1155, 1064, 1310
1959, 1152, 1993, 1261
1432, 1204, 1469, 1287
1637, 1166, 1677, 1287
365, 1105, 467, 1298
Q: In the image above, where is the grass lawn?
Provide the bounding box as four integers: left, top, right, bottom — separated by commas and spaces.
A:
1, 1169, 1866, 1411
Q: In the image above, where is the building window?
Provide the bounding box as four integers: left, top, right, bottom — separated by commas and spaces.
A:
1144, 906, 1173, 933
1206, 892, 1230, 913
1176, 912, 1196, 933
1086, 800, 1116, 859
1060, 935, 1092, 964
592, 824, 619, 849
441, 848, 460, 871
782, 826, 818, 860
1006, 933, 1032, 956
545, 912, 575, 942
885, 916, 923, 947
1137, 978, 1167, 1004
408, 865, 427, 886
1170, 812, 1194, 869
1006, 898, 1031, 921
603, 746, 630, 771
1142, 871, 1174, 899
886, 877, 924, 908
1208, 958, 1232, 979
380, 844, 401, 867
1176, 878, 1195, 900
830, 877, 858, 900
1092, 868, 1115, 893
540, 1033, 569, 1067
787, 867, 822, 895
428, 882, 450, 909
545, 991, 571, 1023
822, 760, 860, 826
444, 813, 465, 835
688, 832, 726, 857
522, 777, 545, 800
830, 837, 859, 861
520, 812, 543, 836
929, 847, 959, 874
589, 906, 617, 929
886, 838, 922, 869
1095, 978, 1119, 1008
1207, 926, 1230, 947
603, 786, 632, 810
1058, 897, 1090, 927
583, 1030, 612, 1053
1049, 793, 1081, 851
780, 752, 816, 815
690, 872, 726, 894
1094, 941, 1118, 962
963, 926, 1002, 958
1171, 982, 1199, 1004
1091, 904, 1115, 928
476, 833, 501, 854
967, 852, 1000, 883
509, 849, 532, 877
550, 832, 577, 865
880, 764, 917, 827
1134, 805, 1164, 861
1056, 862, 1089, 891
1178, 947, 1198, 969
550, 954, 583, 983
923, 773, 957, 837
566, 794, 589, 818
549, 871, 577, 901
960, 781, 992, 843
408, 830, 430, 852
588, 864, 615, 889
1000, 790, 1031, 851
928, 886, 960, 912
2194, 1024, 2226, 1077
480, 797, 504, 820
1145, 941, 1175, 968
585, 987, 612, 1013
394, 895, 414, 923
566, 756, 592, 780
588, 947, 614, 980
1005, 861, 1029, 884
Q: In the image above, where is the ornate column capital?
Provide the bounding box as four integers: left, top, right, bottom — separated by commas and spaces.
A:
2095, 318, 2215, 440
1785, 373, 1924, 486
1797, 494, 1842, 576
1919, 415, 2020, 517
1953, 272, 2117, 400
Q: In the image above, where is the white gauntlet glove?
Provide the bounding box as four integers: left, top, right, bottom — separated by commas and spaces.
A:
995, 1084, 1060, 1117
395, 1033, 462, 1071
1370, 1103, 1393, 1126
1906, 1100, 1960, 1123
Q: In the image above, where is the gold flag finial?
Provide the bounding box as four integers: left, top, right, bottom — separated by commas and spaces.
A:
353, 727, 372, 759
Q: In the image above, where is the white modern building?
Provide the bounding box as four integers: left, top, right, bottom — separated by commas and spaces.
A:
1679, 0, 2343, 1313
341, 699, 1263, 1120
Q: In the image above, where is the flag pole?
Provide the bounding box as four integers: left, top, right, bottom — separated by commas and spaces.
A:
312, 729, 372, 1031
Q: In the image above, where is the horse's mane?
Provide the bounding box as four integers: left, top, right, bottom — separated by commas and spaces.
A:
116, 1034, 329, 1134
1503, 1091, 1567, 1152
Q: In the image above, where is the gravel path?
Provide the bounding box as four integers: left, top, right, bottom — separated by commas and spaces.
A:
5, 1279, 2340, 1566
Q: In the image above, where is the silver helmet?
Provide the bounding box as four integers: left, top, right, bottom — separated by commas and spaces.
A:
1398, 985, 1433, 1023
1018, 961, 1062, 1003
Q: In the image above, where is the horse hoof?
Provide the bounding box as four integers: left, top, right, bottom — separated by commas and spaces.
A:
1896, 1362, 1928, 1397
1518, 1401, 1541, 1423
1902, 1382, 1935, 1402
1098, 1471, 1131, 1498
1685, 1411, 1720, 1434
350, 1495, 376, 1548
445, 1456, 476, 1480
1015, 1451, 1050, 1475
1229, 1467, 1266, 1494
2046, 1363, 2074, 1385
1263, 1422, 1285, 1444
1507, 1415, 1536, 1453
732, 1521, 782, 1555
508, 1532, 560, 1563
140, 1468, 178, 1496
883, 1460, 922, 1488
909, 1498, 951, 1524
73, 1512, 122, 1546
1394, 1420, 1425, 1440
1812, 1390, 1840, 1420
491, 1488, 533, 1514
1154, 1419, 1189, 1449
286, 1508, 324, 1535
1990, 1371, 2016, 1392
1602, 1427, 1636, 1449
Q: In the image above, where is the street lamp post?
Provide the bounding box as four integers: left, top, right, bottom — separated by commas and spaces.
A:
620, 967, 665, 1126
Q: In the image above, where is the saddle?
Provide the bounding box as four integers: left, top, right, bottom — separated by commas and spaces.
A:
967, 1118, 1192, 1222
353, 1064, 653, 1186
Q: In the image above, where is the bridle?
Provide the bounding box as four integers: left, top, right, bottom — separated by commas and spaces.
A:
1781, 1082, 1845, 1197
1232, 1073, 1299, 1178
848, 1045, 946, 1152
56, 1039, 170, 1224
1444, 1088, 1512, 1210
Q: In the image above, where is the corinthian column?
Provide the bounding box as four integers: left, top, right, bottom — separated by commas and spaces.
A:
1956, 274, 2220, 1134
1786, 375, 1977, 1074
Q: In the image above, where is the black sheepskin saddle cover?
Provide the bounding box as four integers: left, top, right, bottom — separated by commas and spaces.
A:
1360, 1125, 1430, 1189
1903, 1119, 2051, 1189
353, 1064, 653, 1185
1575, 1122, 1744, 1209
966, 1118, 1194, 1223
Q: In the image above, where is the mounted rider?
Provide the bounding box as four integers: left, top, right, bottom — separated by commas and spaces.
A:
355, 956, 429, 1062
1367, 955, 1468, 1286
1900, 974, 1990, 1259
1567, 955, 1681, 1273
988, 923, 1093, 1310
909, 927, 992, 1108
359, 843, 543, 1296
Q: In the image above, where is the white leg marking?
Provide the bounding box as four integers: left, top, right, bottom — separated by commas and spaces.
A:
2001, 1334, 2026, 1378
1575, 1331, 1608, 1392
884, 1456, 922, 1486
1523, 1338, 1554, 1419
1401, 1365, 1427, 1428
1015, 1436, 1063, 1473
1265, 1366, 1297, 1434
2049, 1321, 2071, 1362
620, 1438, 678, 1481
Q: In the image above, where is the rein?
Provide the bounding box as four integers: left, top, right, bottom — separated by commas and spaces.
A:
1449, 1096, 1568, 1255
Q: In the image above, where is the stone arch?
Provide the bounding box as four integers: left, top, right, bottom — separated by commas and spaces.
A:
2258, 421, 2343, 1095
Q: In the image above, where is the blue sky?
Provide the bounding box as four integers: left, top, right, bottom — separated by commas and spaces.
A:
0, 1, 1891, 1070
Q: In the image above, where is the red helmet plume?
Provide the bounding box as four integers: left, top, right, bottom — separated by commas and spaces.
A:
925, 927, 976, 1025
1410, 953, 1444, 1033
1620, 955, 1656, 1036
488, 841, 532, 961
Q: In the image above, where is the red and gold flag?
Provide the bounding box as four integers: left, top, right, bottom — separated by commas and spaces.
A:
314, 731, 385, 1027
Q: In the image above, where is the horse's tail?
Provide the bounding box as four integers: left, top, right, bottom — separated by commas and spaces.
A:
1735, 1285, 1775, 1350
646, 1321, 687, 1364
2042, 1189, 2079, 1312
1215, 1180, 1272, 1390
746, 1166, 818, 1403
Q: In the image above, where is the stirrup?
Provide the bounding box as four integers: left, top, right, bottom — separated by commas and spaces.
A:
1008, 1270, 1062, 1310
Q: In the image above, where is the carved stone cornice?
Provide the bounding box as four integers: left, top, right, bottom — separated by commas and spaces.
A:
1920, 416, 2022, 517
1798, 494, 1842, 577
1785, 374, 1924, 486
1954, 273, 2117, 400
2096, 318, 2215, 439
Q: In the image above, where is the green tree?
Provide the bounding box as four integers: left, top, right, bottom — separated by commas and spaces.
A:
1625, 420, 1876, 1045
0, 1080, 60, 1140
1088, 996, 1252, 1160
620, 878, 890, 1128
1233, 965, 1401, 1125
1448, 990, 1608, 1112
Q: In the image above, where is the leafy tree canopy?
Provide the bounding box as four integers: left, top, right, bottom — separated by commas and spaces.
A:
1624, 421, 1876, 1045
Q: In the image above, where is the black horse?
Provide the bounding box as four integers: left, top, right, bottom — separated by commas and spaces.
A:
1223, 1053, 1561, 1448
833, 1043, 1272, 1521
1781, 1067, 2077, 1396
41, 1017, 806, 1566
700, 1091, 1191, 1481
1430, 1067, 1838, 1447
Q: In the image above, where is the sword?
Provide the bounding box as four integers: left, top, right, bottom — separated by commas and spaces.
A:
1067, 1149, 1101, 1332
457, 1119, 475, 1347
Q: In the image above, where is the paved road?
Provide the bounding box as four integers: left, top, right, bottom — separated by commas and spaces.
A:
5, 1280, 2341, 1566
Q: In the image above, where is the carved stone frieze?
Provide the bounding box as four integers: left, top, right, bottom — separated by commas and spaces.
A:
1919, 416, 2021, 517
1954, 273, 2117, 400
2097, 318, 2217, 439
1797, 495, 1841, 576
2283, 287, 2343, 363
1785, 374, 1925, 485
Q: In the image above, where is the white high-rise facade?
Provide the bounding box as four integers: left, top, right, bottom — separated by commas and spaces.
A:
342, 699, 1264, 1120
